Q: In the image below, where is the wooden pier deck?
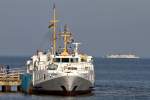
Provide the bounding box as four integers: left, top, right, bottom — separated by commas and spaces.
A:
0, 65, 25, 92
0, 72, 21, 86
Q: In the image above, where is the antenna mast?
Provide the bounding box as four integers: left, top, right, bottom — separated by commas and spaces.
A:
72, 43, 81, 55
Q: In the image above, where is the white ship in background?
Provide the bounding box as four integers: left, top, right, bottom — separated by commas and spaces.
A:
26, 5, 95, 95
106, 54, 140, 59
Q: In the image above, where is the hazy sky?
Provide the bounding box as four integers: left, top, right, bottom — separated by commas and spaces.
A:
0, 0, 150, 57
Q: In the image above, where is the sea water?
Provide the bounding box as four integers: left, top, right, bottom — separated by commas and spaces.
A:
0, 56, 150, 100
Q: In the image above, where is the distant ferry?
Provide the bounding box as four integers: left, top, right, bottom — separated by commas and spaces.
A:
106, 54, 140, 59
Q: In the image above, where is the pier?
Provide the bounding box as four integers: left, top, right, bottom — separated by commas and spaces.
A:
0, 65, 24, 92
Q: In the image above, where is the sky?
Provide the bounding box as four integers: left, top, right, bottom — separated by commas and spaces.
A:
0, 0, 150, 57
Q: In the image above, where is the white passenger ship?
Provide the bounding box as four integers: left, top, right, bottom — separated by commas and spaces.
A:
26, 5, 95, 95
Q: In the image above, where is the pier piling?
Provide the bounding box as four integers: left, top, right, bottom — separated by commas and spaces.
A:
2, 85, 11, 92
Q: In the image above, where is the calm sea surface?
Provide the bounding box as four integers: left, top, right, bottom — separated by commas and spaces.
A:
0, 57, 150, 100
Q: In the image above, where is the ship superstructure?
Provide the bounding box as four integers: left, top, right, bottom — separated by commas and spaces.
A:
26, 5, 95, 95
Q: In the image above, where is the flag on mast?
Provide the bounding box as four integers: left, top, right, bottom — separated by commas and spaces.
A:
48, 23, 54, 28
48, 3, 55, 28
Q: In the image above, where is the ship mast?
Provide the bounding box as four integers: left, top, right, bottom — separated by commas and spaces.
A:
49, 4, 58, 55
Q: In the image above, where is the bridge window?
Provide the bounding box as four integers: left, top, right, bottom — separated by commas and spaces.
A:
53, 58, 60, 62
70, 58, 73, 62
70, 58, 78, 63
62, 58, 69, 62
74, 58, 78, 62
53, 58, 78, 63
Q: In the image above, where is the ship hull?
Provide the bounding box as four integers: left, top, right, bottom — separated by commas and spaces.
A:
32, 75, 93, 95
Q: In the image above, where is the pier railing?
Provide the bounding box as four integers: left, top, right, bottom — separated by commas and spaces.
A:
0, 67, 25, 86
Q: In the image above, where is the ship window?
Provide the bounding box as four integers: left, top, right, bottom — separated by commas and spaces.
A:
53, 58, 60, 62
47, 64, 58, 70
70, 58, 74, 62
62, 58, 69, 62
85, 67, 89, 70
74, 58, 78, 62
68, 67, 77, 70
70, 58, 78, 63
